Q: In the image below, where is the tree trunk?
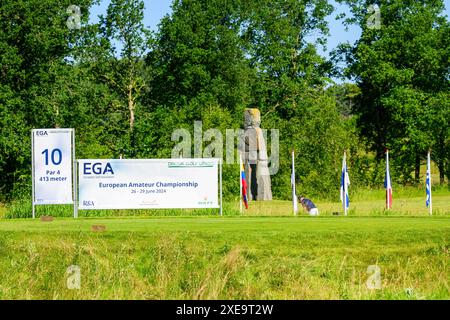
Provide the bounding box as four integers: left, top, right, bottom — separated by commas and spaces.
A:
53, 101, 60, 128
128, 84, 135, 131
438, 163, 445, 185
415, 154, 421, 181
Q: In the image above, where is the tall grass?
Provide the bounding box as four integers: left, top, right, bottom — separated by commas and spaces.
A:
3, 198, 241, 219
350, 184, 450, 202
0, 217, 448, 299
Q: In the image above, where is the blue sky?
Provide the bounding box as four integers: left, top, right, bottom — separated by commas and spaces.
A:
89, 0, 450, 59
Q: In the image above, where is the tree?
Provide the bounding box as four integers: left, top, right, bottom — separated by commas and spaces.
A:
148, 0, 353, 199
94, 0, 151, 157
148, 0, 254, 115
237, 0, 354, 198
327, 83, 361, 118
0, 0, 93, 198
241, 0, 333, 115
335, 0, 450, 183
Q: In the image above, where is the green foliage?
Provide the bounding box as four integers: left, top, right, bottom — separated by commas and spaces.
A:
0, 0, 449, 204
146, 0, 350, 200
0, 0, 93, 200
267, 91, 354, 199
335, 0, 450, 184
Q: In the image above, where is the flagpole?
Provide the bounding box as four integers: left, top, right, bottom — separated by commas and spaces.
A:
220, 157, 223, 217
292, 150, 297, 216
344, 151, 348, 216
386, 150, 388, 209
428, 150, 432, 216
239, 153, 243, 214
386, 149, 390, 210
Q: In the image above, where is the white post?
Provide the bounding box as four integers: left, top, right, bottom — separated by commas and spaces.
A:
292, 150, 297, 216
219, 157, 223, 217
31, 130, 35, 219
428, 151, 432, 216
386, 150, 389, 210
73, 129, 78, 218
344, 194, 347, 216
344, 151, 348, 217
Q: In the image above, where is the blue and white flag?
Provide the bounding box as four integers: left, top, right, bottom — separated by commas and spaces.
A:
384, 149, 393, 209
426, 151, 432, 214
340, 152, 350, 215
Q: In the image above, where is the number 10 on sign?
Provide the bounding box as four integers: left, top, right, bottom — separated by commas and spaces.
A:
31, 129, 76, 218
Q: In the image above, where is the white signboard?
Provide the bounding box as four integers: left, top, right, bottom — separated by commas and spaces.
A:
32, 129, 74, 206
78, 159, 219, 210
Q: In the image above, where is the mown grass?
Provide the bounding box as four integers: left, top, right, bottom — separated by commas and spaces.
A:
0, 216, 448, 300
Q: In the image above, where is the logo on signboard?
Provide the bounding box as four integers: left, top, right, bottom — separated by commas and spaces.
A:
83, 162, 114, 175
168, 161, 214, 168
198, 196, 213, 206
36, 130, 48, 136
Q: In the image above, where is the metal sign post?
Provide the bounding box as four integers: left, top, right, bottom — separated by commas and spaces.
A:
31, 130, 35, 219
72, 129, 78, 218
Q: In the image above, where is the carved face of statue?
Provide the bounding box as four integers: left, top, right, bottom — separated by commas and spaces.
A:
244, 108, 261, 128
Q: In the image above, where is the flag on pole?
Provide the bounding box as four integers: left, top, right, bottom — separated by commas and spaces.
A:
340, 152, 350, 215
384, 149, 393, 209
291, 150, 298, 215
239, 154, 242, 213
240, 156, 249, 210
426, 150, 432, 215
